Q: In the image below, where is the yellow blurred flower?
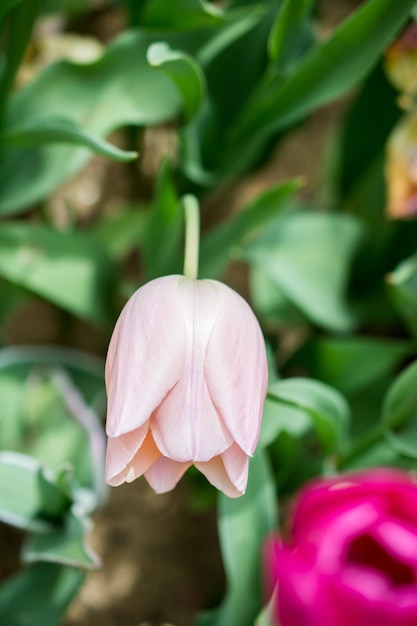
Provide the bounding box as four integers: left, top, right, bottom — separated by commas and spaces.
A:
385, 113, 417, 219
385, 23, 417, 110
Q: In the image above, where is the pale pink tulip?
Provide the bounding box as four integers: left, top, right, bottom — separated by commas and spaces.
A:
105, 275, 268, 497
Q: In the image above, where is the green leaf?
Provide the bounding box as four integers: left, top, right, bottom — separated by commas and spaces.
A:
293, 337, 412, 394
23, 512, 100, 569
141, 0, 225, 30
382, 359, 417, 458
0, 563, 85, 626
0, 0, 39, 118
179, 7, 267, 185
387, 253, 417, 338
339, 360, 417, 470
142, 160, 183, 279
332, 63, 400, 199
266, 378, 350, 453
0, 452, 71, 532
0, 223, 116, 324
199, 179, 300, 279
267, 0, 314, 71
3, 116, 138, 162
148, 42, 206, 121
0, 0, 22, 20
236, 0, 415, 140
249, 267, 306, 326
194, 448, 278, 626
0, 30, 182, 215
243, 210, 364, 332
197, 6, 266, 67
260, 398, 311, 448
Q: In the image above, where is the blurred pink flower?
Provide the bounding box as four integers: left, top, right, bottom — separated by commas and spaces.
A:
105, 274, 268, 498
265, 469, 417, 626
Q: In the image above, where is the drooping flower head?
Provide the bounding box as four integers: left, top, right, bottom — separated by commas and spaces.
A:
105, 275, 268, 498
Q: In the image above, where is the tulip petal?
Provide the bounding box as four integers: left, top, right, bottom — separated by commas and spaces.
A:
105, 426, 161, 487
152, 377, 233, 462
151, 279, 234, 462
105, 276, 186, 437
204, 280, 268, 455
195, 449, 248, 498
145, 457, 191, 493
222, 443, 249, 494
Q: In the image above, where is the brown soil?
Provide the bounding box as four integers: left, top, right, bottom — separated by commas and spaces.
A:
65, 481, 224, 626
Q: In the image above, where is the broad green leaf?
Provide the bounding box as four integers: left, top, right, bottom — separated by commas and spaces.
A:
267, 0, 314, 72
180, 7, 267, 185
197, 6, 266, 67
0, 0, 22, 20
142, 160, 183, 279
249, 267, 306, 325
23, 512, 100, 569
332, 63, 399, 199
293, 337, 411, 394
236, 0, 415, 140
0, 452, 71, 532
194, 448, 278, 626
266, 378, 350, 453
148, 43, 206, 121
243, 211, 364, 332
0, 0, 38, 114
3, 116, 138, 162
198, 3, 273, 132
0, 563, 84, 626
0, 223, 116, 324
199, 179, 300, 279
0, 30, 181, 215
382, 359, 417, 458
387, 253, 417, 338
141, 0, 225, 29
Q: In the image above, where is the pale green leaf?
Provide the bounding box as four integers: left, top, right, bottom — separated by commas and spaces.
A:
243, 211, 364, 332
0, 224, 116, 324
0, 563, 85, 626
3, 116, 138, 162
148, 42, 206, 121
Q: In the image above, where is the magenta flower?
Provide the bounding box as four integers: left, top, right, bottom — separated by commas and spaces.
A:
265, 469, 417, 626
105, 275, 268, 497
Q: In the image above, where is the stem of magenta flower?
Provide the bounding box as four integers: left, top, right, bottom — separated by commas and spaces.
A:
183, 194, 200, 280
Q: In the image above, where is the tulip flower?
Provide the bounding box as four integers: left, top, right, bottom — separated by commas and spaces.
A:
265, 469, 417, 626
105, 274, 268, 498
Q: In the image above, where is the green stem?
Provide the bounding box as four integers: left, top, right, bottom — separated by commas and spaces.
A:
183, 194, 200, 280
0, 0, 39, 128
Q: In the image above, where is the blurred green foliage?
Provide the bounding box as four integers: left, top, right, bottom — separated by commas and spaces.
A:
1, 0, 417, 624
